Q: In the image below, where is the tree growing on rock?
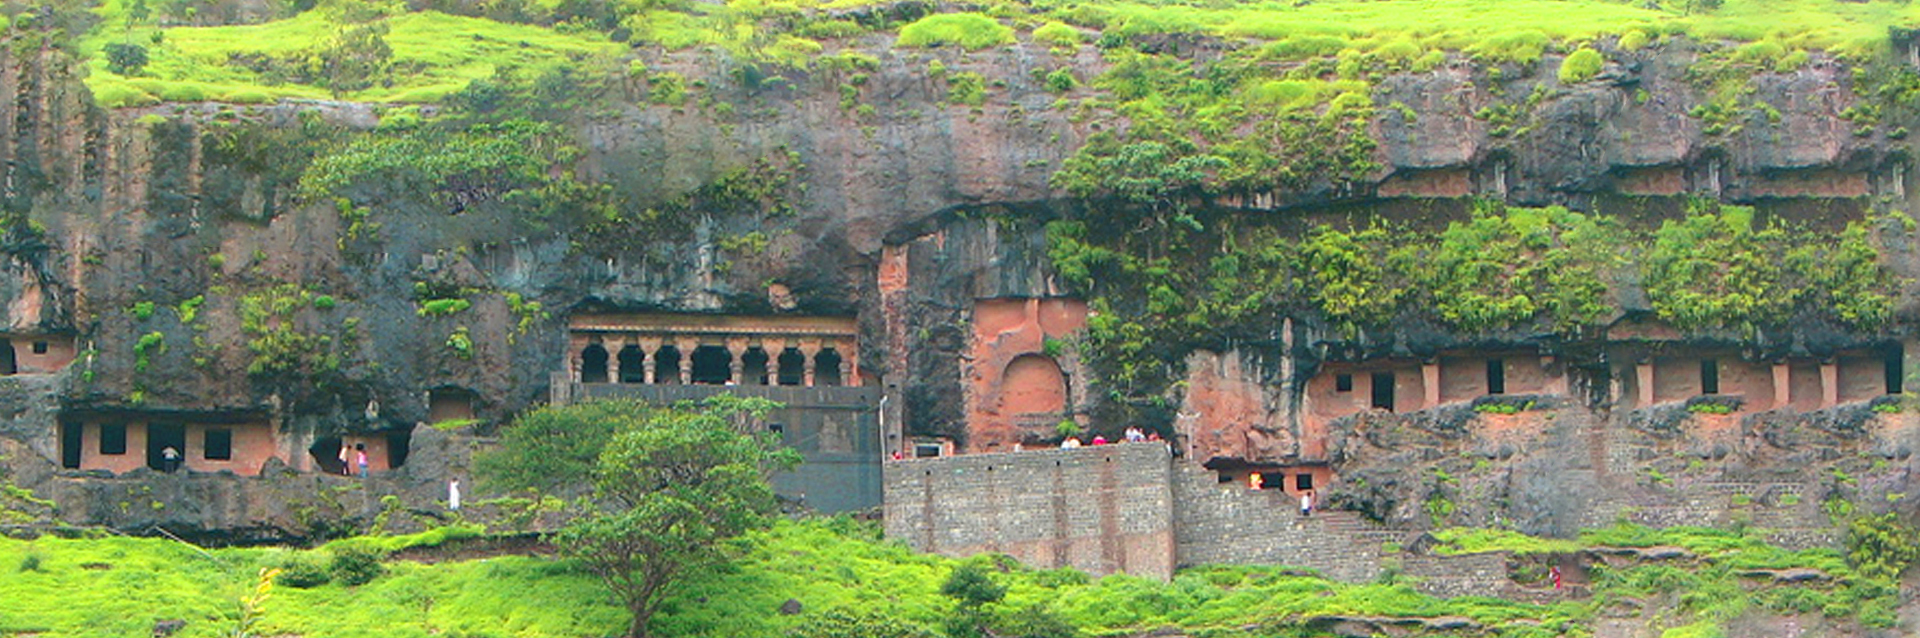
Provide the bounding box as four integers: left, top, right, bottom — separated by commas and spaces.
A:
484, 397, 797, 638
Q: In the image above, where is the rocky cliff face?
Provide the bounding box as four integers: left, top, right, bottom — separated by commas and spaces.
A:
0, 29, 1917, 536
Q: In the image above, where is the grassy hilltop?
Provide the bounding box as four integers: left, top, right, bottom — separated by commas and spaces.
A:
0, 518, 1907, 638
61, 0, 1920, 108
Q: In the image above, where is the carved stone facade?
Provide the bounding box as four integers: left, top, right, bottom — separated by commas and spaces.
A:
566, 313, 863, 388
556, 313, 882, 513
1, 332, 76, 376
963, 298, 1090, 453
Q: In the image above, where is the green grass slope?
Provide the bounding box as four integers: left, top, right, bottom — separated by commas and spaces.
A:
0, 519, 1901, 638
61, 0, 1920, 109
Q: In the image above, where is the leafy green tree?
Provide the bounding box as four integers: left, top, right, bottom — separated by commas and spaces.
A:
104, 43, 149, 75
789, 609, 937, 638
524, 399, 798, 638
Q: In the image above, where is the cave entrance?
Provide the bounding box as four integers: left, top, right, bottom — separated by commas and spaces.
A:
1370, 372, 1396, 411
146, 423, 187, 472
1887, 350, 1904, 395
653, 345, 682, 384
616, 345, 645, 383
0, 340, 14, 375
59, 421, 82, 469
742, 347, 770, 385
690, 345, 732, 384
816, 348, 844, 386
309, 437, 346, 475
580, 344, 609, 383
777, 348, 806, 386
387, 429, 412, 469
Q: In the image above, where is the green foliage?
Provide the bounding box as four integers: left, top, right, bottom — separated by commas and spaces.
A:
103, 42, 148, 75
1846, 512, 1919, 581
279, 555, 332, 589
649, 72, 687, 106
417, 298, 472, 317
445, 326, 474, 359
550, 399, 800, 638
791, 608, 938, 638
1558, 48, 1604, 84
298, 120, 570, 204
239, 283, 348, 379
942, 563, 1008, 607
327, 545, 387, 587
128, 301, 156, 321
133, 332, 166, 374
1298, 225, 1405, 332
897, 13, 1014, 51
946, 71, 987, 106
1032, 22, 1083, 48
1428, 528, 1581, 555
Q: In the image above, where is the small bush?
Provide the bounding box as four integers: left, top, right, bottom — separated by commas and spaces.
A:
941, 563, 1006, 607
329, 545, 387, 587
278, 556, 331, 588
1033, 22, 1083, 48
897, 13, 1015, 51
1558, 48, 1604, 84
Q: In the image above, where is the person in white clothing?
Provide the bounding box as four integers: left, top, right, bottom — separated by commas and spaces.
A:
1060, 437, 1082, 449
448, 478, 462, 511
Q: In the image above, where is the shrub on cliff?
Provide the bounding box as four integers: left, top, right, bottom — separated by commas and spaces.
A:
897, 13, 1014, 51
1558, 48, 1604, 83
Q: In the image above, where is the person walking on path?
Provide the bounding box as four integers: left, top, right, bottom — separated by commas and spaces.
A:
448, 478, 462, 511
1300, 491, 1313, 517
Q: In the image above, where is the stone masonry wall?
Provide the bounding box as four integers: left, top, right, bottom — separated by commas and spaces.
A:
883, 442, 1177, 580
1171, 463, 1393, 583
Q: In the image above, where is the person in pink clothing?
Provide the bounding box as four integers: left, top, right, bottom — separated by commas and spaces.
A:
354, 443, 369, 478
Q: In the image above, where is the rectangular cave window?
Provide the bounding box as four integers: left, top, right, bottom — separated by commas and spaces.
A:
32, 341, 48, 354
914, 444, 943, 458
1295, 473, 1314, 491
204, 428, 233, 461
1486, 358, 1506, 395
1335, 374, 1353, 393
1701, 359, 1720, 395
1370, 372, 1396, 411
1887, 351, 1904, 395
60, 422, 82, 469
769, 423, 785, 435
99, 423, 127, 456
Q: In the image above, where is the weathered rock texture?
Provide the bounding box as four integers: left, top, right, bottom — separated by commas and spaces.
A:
0, 32, 1914, 545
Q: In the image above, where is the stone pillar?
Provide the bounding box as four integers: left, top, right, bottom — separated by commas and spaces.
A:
1422, 361, 1440, 409
678, 337, 699, 385
607, 335, 626, 384
799, 339, 822, 387
764, 338, 787, 386
727, 337, 750, 384
1822, 360, 1840, 409
566, 334, 585, 383
841, 338, 860, 386
1773, 362, 1791, 410
1542, 356, 1569, 395
1636, 360, 1655, 409
639, 336, 662, 384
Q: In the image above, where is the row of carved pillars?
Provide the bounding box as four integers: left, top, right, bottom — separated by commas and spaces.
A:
571, 335, 857, 387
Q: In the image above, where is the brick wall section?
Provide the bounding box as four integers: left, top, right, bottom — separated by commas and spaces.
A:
1171, 464, 1389, 582
884, 443, 1177, 580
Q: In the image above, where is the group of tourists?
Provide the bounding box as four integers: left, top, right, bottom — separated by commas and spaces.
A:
1058, 426, 1160, 449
